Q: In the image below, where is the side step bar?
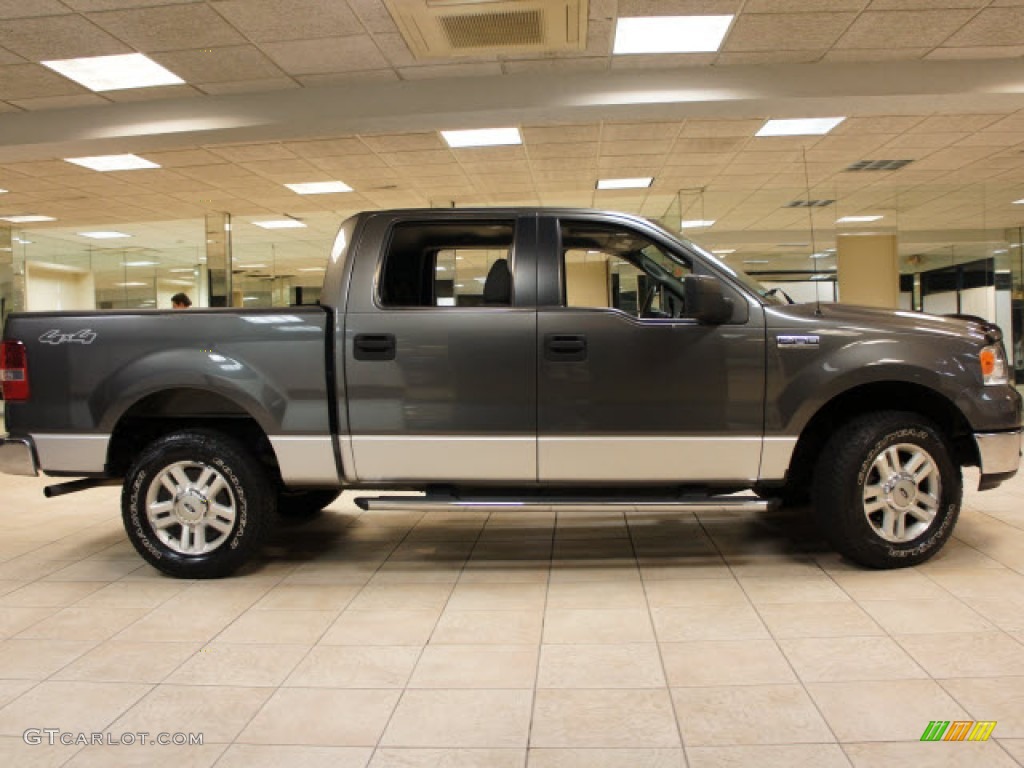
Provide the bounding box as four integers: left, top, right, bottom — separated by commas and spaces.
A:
354, 493, 778, 512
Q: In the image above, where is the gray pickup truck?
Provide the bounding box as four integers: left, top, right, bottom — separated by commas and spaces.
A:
1, 208, 1021, 578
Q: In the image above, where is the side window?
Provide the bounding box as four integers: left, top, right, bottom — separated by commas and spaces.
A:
379, 220, 514, 308
561, 221, 693, 319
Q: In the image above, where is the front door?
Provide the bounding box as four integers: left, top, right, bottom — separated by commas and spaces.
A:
344, 212, 538, 483
536, 214, 766, 484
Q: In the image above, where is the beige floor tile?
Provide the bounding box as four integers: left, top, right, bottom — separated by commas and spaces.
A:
63, 742, 227, 768
781, 636, 929, 682
0, 681, 151, 737
643, 579, 748, 608
537, 644, 664, 689
925, 569, 1024, 601
169, 642, 309, 686
545, 581, 646, 610
446, 583, 548, 611
240, 688, 401, 746
999, 739, 1024, 762
112, 683, 272, 742
0, 680, 35, 709
282, 562, 381, 586
651, 605, 769, 642
115, 606, 248, 643
897, 632, 1024, 678
0, 638, 97, 678
940, 677, 1024, 738
859, 599, 995, 634
671, 685, 833, 747
458, 562, 550, 584
638, 557, 732, 581
320, 610, 439, 646
758, 602, 885, 639
528, 748, 685, 767
369, 563, 464, 586
52, 640, 201, 684
286, 646, 420, 688
432, 610, 543, 644
372, 748, 524, 767
661, 639, 796, 687
215, 609, 337, 644
347, 584, 454, 613
42, 560, 145, 582
0, 734, 83, 767
542, 609, 655, 644
531, 689, 679, 748
0, 557, 72, 582
74, 580, 189, 608
382, 689, 533, 748
961, 596, 1024, 633
548, 561, 641, 584
0, 581, 106, 608
411, 644, 538, 689
0, 606, 56, 639
16, 604, 154, 643
842, 741, 1018, 767
686, 744, 851, 768
917, 540, 1005, 570
807, 680, 968, 742
739, 577, 851, 605
216, 744, 373, 768
829, 570, 950, 601
251, 584, 360, 611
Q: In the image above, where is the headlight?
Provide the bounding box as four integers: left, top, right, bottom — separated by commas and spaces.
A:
980, 344, 1008, 386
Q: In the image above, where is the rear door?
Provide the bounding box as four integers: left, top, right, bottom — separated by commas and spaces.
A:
343, 212, 538, 483
536, 213, 766, 484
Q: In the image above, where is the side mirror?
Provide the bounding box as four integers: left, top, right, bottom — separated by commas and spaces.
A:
684, 274, 733, 324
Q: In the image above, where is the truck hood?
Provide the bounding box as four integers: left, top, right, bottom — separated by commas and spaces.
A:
767, 302, 995, 344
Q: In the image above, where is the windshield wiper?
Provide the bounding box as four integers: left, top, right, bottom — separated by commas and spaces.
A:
763, 287, 795, 305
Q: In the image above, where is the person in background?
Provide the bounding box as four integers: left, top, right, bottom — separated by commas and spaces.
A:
171, 293, 192, 309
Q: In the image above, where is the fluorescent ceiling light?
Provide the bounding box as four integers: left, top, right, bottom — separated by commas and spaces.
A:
13, 237, 32, 244
169, 268, 195, 273
441, 128, 522, 148
299, 267, 326, 272
597, 177, 653, 190
79, 231, 131, 239
253, 220, 306, 229
756, 118, 846, 137
285, 181, 353, 195
1, 215, 55, 223
810, 252, 833, 259
42, 53, 184, 92
125, 261, 157, 267
837, 215, 883, 223
0, 188, 6, 194
613, 16, 733, 54
1013, 199, 1024, 204
66, 154, 159, 172
743, 259, 769, 264
115, 282, 147, 287
711, 249, 735, 254
237, 263, 267, 269
680, 219, 715, 228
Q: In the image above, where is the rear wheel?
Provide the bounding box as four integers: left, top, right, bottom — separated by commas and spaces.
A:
122, 430, 273, 578
277, 489, 341, 518
812, 411, 961, 569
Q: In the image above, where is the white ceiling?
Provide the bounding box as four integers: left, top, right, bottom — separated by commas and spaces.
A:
1, 0, 1024, 277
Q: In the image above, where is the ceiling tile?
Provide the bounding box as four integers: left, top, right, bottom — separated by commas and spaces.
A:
835, 10, 976, 48
672, 137, 747, 154
7, 93, 109, 111
362, 133, 445, 152
0, 46, 23, 65
503, 58, 607, 75
378, 149, 456, 167
150, 46, 286, 84
681, 120, 763, 138
346, 0, 400, 35
452, 146, 527, 163
867, 0, 987, 9
927, 45, 1024, 60
618, 0, 742, 16
523, 125, 601, 144
602, 122, 681, 141
0, 15, 131, 60
198, 78, 300, 95
103, 85, 204, 102
746, 0, 866, 10
399, 62, 504, 80
823, 47, 930, 61
139, 149, 228, 167
213, 0, 363, 43
87, 5, 247, 52
724, 12, 858, 52
284, 138, 371, 158
0, 63, 87, 100
63, 0, 206, 9
528, 142, 599, 159
944, 7, 1024, 46
296, 70, 400, 86
715, 51, 822, 65
600, 139, 675, 156
261, 35, 389, 75
0, 0, 71, 17
916, 114, 1005, 132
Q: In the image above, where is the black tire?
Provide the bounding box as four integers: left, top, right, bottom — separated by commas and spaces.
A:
122, 430, 273, 578
812, 411, 962, 569
277, 489, 341, 518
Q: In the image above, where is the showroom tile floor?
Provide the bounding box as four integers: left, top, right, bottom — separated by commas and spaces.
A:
0, 467, 1021, 767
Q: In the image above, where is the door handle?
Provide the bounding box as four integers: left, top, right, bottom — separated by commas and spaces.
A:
545, 333, 587, 362
353, 333, 396, 361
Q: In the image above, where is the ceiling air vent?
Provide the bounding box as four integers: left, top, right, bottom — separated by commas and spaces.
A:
783, 200, 835, 208
384, 0, 588, 58
845, 159, 914, 172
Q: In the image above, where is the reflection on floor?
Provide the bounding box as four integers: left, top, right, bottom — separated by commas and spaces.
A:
0, 467, 1022, 767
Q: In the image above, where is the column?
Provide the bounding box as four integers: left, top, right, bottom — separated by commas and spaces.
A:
836, 233, 899, 309
205, 213, 233, 307
0, 225, 25, 325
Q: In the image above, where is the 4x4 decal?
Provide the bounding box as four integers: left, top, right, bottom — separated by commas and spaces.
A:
39, 329, 97, 345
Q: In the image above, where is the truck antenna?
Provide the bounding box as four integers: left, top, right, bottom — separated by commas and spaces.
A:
802, 147, 823, 316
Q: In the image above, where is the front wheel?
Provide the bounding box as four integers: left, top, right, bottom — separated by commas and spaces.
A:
122, 430, 273, 578
813, 411, 962, 569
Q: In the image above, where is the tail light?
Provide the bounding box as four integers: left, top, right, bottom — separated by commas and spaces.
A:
0, 340, 29, 401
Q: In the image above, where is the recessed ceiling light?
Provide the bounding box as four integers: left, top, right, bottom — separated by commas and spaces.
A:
66, 154, 160, 172
169, 268, 195, 273
42, 53, 184, 92
12, 237, 32, 244
115, 281, 147, 287
1013, 199, 1024, 204
810, 252, 833, 259
124, 260, 157, 266
441, 128, 522, 148
0, 188, 7, 194
1, 215, 55, 223
285, 181, 353, 195
79, 231, 131, 239
252, 220, 307, 229
837, 215, 883, 223
756, 118, 846, 137
597, 177, 653, 190
237, 263, 267, 269
680, 220, 715, 228
613, 16, 734, 54
299, 267, 326, 272
711, 249, 735, 255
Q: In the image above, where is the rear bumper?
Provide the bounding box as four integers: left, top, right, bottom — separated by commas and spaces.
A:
974, 430, 1021, 489
0, 435, 39, 477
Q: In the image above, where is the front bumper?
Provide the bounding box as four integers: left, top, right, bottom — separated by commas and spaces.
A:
0, 435, 38, 477
974, 430, 1021, 489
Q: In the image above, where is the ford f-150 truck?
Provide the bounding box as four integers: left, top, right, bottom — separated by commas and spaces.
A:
1, 208, 1021, 578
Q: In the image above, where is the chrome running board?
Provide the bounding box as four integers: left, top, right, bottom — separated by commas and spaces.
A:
354, 493, 777, 512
